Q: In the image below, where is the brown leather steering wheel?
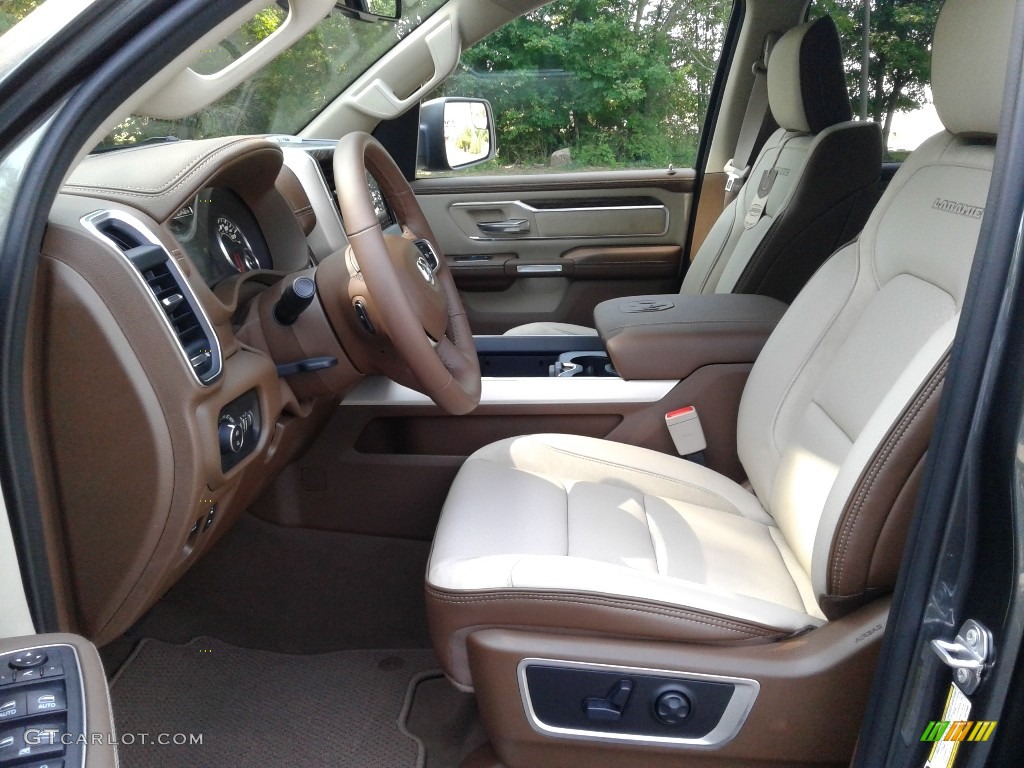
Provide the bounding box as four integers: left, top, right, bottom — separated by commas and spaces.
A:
332, 132, 480, 415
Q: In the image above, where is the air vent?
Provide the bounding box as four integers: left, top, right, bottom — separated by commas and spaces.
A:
81, 210, 223, 385
95, 219, 144, 251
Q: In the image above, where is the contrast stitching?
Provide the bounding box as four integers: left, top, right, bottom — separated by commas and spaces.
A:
547, 445, 741, 514
605, 319, 779, 334
64, 139, 270, 198
425, 588, 776, 637
641, 494, 661, 575
768, 255, 860, 458
830, 356, 948, 592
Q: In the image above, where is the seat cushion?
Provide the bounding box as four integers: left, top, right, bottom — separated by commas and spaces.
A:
427, 434, 824, 688
501, 321, 597, 336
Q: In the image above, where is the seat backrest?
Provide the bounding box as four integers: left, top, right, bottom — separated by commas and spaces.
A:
736, 0, 1014, 619
683, 16, 882, 304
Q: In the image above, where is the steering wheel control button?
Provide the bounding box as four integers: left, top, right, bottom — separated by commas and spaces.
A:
413, 240, 440, 271
0, 693, 25, 722
273, 276, 316, 326
218, 416, 245, 454
26, 685, 66, 716
8, 651, 47, 670
353, 299, 376, 334
654, 690, 692, 725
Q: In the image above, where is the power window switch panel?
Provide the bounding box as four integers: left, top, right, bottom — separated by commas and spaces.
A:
14, 667, 44, 683
11, 722, 65, 761
26, 684, 66, 715
0, 726, 25, 762
0, 692, 26, 722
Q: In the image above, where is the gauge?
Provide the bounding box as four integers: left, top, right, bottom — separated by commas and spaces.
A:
215, 216, 260, 273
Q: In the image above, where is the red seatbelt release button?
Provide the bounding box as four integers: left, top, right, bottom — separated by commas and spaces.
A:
665, 406, 707, 456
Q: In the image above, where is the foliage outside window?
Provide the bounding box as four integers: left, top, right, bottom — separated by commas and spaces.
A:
813, 0, 943, 158
432, 0, 733, 175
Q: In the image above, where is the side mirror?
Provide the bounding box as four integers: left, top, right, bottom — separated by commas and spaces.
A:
336, 0, 401, 22
418, 97, 496, 172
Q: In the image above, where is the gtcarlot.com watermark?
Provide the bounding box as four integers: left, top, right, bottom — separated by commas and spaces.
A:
25, 729, 203, 746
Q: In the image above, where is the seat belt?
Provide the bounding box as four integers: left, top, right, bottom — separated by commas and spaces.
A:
724, 33, 780, 206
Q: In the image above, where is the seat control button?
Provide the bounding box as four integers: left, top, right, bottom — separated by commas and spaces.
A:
583, 679, 633, 722
654, 690, 691, 725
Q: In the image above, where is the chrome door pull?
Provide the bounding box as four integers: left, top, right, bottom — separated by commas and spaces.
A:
478, 218, 530, 234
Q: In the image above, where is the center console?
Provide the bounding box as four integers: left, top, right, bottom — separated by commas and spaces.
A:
474, 293, 787, 382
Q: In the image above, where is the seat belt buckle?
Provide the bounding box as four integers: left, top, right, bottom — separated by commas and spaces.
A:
665, 406, 707, 458
724, 160, 749, 192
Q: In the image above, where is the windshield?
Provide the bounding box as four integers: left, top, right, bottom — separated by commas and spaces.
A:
97, 0, 446, 150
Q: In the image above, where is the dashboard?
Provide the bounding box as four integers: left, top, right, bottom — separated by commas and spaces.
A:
36, 135, 361, 647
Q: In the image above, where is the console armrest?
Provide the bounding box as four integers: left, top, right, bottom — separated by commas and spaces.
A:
594, 294, 787, 380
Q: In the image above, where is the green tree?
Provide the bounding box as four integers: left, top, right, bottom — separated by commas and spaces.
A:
439, 0, 731, 171
0, 0, 42, 36
815, 0, 942, 149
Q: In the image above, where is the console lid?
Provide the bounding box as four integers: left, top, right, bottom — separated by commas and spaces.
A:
594, 294, 787, 380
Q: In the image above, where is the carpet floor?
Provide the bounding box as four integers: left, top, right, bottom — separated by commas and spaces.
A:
111, 637, 438, 768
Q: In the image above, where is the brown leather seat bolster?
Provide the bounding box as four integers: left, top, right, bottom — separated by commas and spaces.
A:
426, 585, 791, 689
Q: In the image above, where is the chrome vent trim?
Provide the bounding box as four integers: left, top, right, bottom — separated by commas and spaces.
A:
81, 209, 223, 386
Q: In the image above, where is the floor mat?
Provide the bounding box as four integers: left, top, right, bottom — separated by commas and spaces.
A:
104, 515, 431, 675
111, 637, 438, 768
404, 675, 488, 767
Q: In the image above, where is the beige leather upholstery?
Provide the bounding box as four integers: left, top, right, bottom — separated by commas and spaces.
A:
428, 0, 1012, 690
505, 16, 881, 337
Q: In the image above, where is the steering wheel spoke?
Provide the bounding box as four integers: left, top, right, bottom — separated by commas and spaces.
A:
328, 132, 481, 414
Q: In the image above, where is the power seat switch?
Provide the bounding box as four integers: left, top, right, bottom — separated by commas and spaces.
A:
654, 689, 692, 725
583, 679, 634, 722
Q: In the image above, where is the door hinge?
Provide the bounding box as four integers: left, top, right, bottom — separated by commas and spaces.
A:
930, 619, 994, 695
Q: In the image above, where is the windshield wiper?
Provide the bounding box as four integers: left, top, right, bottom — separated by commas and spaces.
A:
90, 135, 180, 154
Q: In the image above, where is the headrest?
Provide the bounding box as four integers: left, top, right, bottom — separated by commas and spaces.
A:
768, 16, 852, 134
932, 0, 1016, 136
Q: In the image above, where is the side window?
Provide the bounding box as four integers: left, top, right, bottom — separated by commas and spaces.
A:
424, 0, 734, 177
812, 1, 944, 161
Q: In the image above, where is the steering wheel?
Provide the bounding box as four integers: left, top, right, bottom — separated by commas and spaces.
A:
330, 132, 480, 415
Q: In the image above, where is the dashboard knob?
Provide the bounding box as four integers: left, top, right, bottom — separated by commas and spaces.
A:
218, 416, 245, 454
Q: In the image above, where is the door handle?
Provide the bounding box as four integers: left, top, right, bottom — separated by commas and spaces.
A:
477, 218, 531, 234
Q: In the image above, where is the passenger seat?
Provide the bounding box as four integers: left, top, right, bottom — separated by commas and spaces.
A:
506, 15, 881, 336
